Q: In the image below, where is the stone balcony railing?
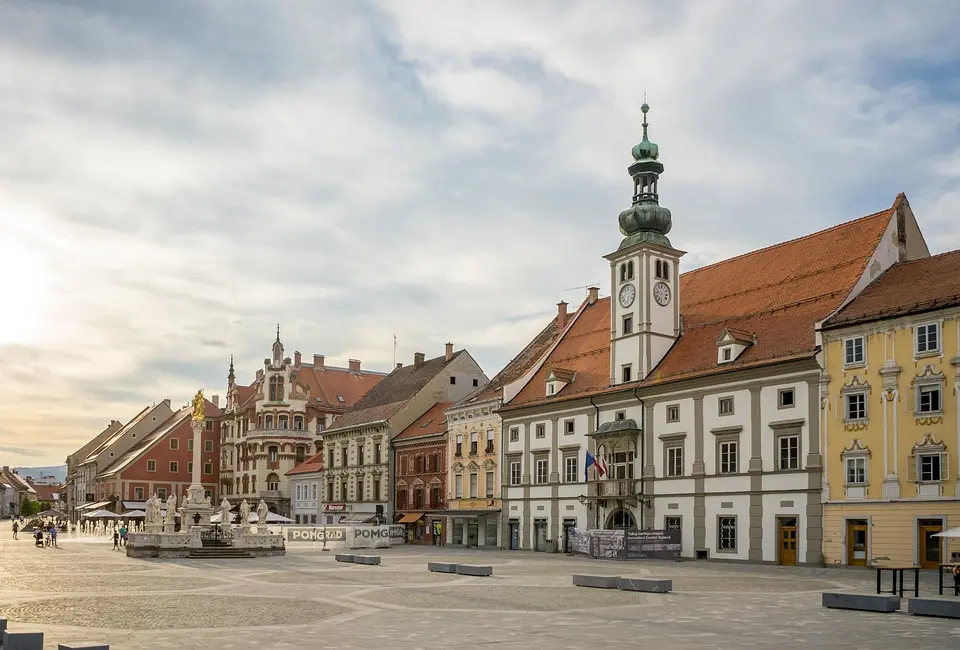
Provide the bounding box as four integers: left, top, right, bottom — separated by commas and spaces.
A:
260, 490, 283, 500
595, 479, 639, 499
246, 427, 314, 440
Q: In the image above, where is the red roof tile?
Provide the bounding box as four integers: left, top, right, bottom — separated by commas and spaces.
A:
504, 197, 902, 409
286, 451, 325, 476
292, 362, 386, 410
395, 402, 452, 441
824, 249, 960, 328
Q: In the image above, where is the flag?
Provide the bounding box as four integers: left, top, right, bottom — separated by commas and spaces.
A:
597, 455, 608, 478
585, 451, 596, 481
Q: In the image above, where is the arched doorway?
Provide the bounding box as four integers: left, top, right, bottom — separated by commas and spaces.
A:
606, 508, 636, 530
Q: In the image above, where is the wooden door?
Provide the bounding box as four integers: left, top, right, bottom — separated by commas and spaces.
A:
847, 520, 868, 566
779, 517, 798, 566
919, 520, 943, 569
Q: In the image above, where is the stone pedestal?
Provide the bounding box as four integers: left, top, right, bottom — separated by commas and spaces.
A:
144, 523, 162, 534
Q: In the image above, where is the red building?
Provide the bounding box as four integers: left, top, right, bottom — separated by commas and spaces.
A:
394, 401, 450, 544
92, 399, 222, 508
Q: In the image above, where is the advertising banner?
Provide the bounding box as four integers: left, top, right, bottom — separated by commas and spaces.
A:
625, 529, 682, 559
285, 524, 407, 548
569, 528, 680, 560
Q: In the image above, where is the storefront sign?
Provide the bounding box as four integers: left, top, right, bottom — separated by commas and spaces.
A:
625, 529, 681, 559
455, 499, 500, 509
286, 527, 347, 542
324, 503, 347, 512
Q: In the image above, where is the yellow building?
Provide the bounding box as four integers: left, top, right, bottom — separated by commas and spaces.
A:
821, 250, 960, 568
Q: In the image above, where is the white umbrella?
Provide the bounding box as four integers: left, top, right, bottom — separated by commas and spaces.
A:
933, 527, 960, 538
121, 510, 146, 518
250, 511, 293, 523
82, 509, 121, 518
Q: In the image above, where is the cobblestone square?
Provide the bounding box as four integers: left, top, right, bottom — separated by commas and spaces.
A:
2, 528, 959, 649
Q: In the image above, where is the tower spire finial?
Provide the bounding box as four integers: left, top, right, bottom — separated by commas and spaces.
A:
276, 323, 280, 342
618, 101, 672, 249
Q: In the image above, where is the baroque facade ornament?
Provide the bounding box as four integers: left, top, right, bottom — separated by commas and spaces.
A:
911, 364, 945, 386
842, 439, 871, 456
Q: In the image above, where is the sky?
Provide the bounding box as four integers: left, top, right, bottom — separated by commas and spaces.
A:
1, 0, 959, 467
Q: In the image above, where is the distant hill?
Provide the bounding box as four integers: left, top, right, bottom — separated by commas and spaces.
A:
13, 465, 66, 483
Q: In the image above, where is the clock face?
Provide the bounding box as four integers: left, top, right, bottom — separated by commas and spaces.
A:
618, 283, 636, 308
653, 281, 671, 306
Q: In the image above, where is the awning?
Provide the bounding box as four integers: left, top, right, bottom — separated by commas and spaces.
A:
123, 501, 147, 510
82, 509, 121, 518
77, 501, 111, 511
397, 512, 424, 524
934, 527, 960, 538
431, 509, 501, 517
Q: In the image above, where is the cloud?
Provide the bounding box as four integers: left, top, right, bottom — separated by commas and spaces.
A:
0, 0, 958, 466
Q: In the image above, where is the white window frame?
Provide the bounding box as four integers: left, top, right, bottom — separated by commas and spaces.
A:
915, 322, 941, 356
535, 458, 548, 485
485, 471, 494, 497
918, 452, 946, 483
666, 446, 683, 477
469, 473, 478, 498
917, 383, 943, 415
666, 404, 680, 423
845, 456, 866, 485
777, 434, 800, 471
718, 440, 738, 474
454, 474, 462, 498
535, 424, 546, 439
509, 460, 521, 486
564, 419, 575, 435
718, 396, 734, 416
564, 456, 578, 483
844, 392, 867, 421
843, 336, 865, 366
509, 427, 520, 442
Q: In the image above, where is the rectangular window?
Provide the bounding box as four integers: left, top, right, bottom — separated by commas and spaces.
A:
564, 456, 578, 483
372, 479, 380, 500
535, 424, 545, 439
455, 434, 463, 456
845, 457, 866, 484
622, 365, 632, 383
187, 462, 193, 474
157, 488, 167, 500
664, 516, 681, 532
134, 487, 144, 500
375, 443, 382, 464
509, 427, 519, 442
918, 385, 942, 414
535, 458, 548, 484
718, 516, 737, 551
187, 439, 194, 452
454, 474, 463, 498
718, 397, 734, 416
845, 393, 867, 420
667, 446, 683, 477
204, 462, 213, 475
564, 420, 575, 435
844, 336, 865, 365
357, 444, 364, 466
919, 454, 943, 482
615, 411, 626, 421
205, 440, 214, 452
778, 388, 795, 409
622, 314, 634, 335
169, 461, 179, 473
666, 405, 679, 423
147, 460, 157, 472
205, 419, 213, 431
916, 323, 940, 354
470, 432, 478, 455
722, 347, 732, 361
486, 471, 494, 497
356, 479, 363, 501
169, 439, 179, 450
778, 435, 799, 471
450, 376, 456, 385
510, 461, 521, 486
469, 473, 478, 498
719, 441, 738, 474
486, 429, 494, 453
296, 485, 302, 501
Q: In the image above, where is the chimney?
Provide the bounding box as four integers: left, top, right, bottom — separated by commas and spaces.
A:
294, 351, 302, 367
445, 342, 454, 361
313, 354, 325, 368
557, 302, 568, 329
162, 398, 171, 408
587, 286, 599, 305
414, 352, 425, 368
212, 395, 220, 408
349, 359, 361, 372
396, 362, 403, 369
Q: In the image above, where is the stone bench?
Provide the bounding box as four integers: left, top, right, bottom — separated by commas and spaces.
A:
573, 574, 621, 589
58, 644, 110, 650
618, 578, 673, 593
455, 564, 493, 577
907, 598, 960, 619
335, 554, 354, 563
428, 562, 458, 573
821, 592, 901, 613
2, 630, 44, 650
0, 616, 6, 636
352, 555, 381, 566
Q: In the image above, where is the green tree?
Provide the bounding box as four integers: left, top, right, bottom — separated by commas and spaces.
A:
19, 497, 38, 517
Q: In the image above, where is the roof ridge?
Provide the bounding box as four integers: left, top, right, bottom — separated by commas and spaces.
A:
687, 290, 845, 329
680, 201, 896, 280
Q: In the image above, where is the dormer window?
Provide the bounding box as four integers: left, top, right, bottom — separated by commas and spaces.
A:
716, 327, 755, 365
655, 259, 670, 281
545, 368, 575, 397
619, 261, 635, 283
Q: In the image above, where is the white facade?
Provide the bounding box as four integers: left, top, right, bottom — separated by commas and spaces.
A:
289, 473, 322, 525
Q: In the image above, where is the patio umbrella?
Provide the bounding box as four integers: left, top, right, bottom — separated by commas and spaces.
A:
933, 527, 960, 537
249, 511, 293, 523
121, 510, 146, 518
82, 509, 121, 518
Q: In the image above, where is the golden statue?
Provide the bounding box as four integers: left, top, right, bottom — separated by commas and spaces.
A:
191, 389, 205, 421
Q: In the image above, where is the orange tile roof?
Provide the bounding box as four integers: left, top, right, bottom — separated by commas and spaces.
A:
286, 451, 325, 476
824, 249, 960, 328
455, 316, 563, 406
504, 197, 901, 409
395, 402, 452, 441
292, 362, 386, 411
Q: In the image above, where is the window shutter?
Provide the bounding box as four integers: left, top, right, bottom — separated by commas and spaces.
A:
905, 453, 917, 483
941, 452, 950, 482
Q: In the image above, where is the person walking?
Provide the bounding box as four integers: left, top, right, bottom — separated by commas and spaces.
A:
119, 523, 127, 547
49, 524, 58, 548
12, 520, 19, 539
112, 528, 120, 551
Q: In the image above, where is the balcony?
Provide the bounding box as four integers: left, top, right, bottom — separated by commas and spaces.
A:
595, 479, 639, 500
247, 427, 313, 440
260, 490, 282, 500
266, 461, 280, 470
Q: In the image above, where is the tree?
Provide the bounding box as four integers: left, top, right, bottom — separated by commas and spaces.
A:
20, 497, 38, 517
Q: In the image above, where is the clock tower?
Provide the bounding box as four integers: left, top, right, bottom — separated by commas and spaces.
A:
604, 103, 684, 385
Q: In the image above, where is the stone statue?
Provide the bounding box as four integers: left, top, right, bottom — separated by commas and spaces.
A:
239, 499, 251, 527
218, 497, 231, 526
163, 493, 177, 530
256, 500, 269, 530
183, 490, 191, 506
145, 494, 161, 525
191, 389, 205, 422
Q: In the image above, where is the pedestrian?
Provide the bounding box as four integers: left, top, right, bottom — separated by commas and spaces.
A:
49, 524, 58, 548
34, 529, 44, 547
12, 520, 19, 539
112, 528, 120, 551
119, 523, 127, 547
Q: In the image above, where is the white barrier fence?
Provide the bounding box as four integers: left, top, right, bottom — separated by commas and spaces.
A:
282, 524, 406, 550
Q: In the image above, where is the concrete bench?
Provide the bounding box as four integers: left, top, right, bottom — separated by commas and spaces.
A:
335, 554, 355, 563
353, 555, 381, 566
427, 562, 458, 573
0, 616, 6, 635
455, 564, 493, 577
618, 578, 673, 593
573, 574, 621, 589
58, 644, 110, 650
2, 631, 44, 650
821, 592, 901, 613
907, 598, 960, 619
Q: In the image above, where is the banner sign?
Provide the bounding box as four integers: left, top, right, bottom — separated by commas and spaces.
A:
286, 527, 347, 542
625, 529, 682, 559
286, 524, 407, 546
569, 528, 680, 560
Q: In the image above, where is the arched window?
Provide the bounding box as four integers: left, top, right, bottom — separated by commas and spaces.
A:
264, 414, 274, 429
655, 259, 662, 279
268, 446, 279, 462
627, 261, 634, 280
278, 415, 289, 430
293, 415, 304, 430
663, 260, 670, 280
620, 263, 627, 282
